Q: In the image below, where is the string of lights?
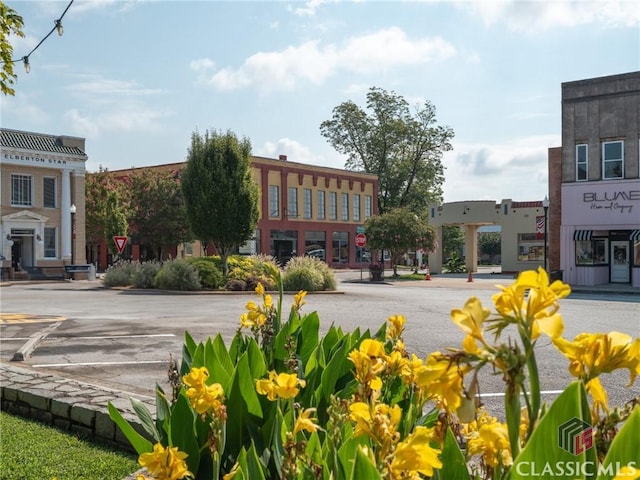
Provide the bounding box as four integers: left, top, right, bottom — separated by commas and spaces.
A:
2, 0, 74, 73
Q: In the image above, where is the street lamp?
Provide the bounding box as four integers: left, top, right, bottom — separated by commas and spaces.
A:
542, 196, 549, 273
70, 204, 76, 265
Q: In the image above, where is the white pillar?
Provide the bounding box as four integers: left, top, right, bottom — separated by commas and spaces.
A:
464, 224, 479, 273
61, 169, 72, 261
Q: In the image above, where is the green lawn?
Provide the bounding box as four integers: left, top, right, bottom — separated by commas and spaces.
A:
0, 411, 139, 480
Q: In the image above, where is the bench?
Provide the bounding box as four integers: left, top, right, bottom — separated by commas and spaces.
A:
64, 264, 92, 279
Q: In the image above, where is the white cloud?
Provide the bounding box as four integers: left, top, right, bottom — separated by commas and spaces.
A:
288, 0, 338, 17
1, 92, 50, 125
463, 0, 640, 32
442, 134, 560, 202
204, 27, 456, 91
67, 77, 165, 98
256, 137, 347, 168
65, 105, 171, 139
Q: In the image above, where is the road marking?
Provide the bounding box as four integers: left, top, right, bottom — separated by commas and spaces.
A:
0, 313, 67, 324
47, 334, 177, 340
32, 360, 167, 367
478, 389, 564, 398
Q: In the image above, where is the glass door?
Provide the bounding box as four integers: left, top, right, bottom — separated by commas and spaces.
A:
611, 241, 630, 283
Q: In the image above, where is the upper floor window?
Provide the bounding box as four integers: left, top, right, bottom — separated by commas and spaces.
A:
364, 195, 373, 219
602, 140, 623, 179
44, 227, 57, 258
341, 193, 349, 221
288, 187, 298, 218
576, 144, 588, 181
317, 191, 326, 220
329, 192, 338, 220
353, 194, 361, 221
303, 189, 312, 219
11, 174, 32, 207
43, 177, 57, 208
269, 185, 280, 217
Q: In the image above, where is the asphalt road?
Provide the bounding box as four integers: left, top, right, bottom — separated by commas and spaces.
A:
1, 274, 639, 419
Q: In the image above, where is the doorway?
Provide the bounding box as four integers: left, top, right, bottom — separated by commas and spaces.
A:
611, 241, 630, 283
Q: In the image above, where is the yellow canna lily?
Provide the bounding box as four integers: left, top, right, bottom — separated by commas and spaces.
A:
613, 466, 640, 480
293, 407, 319, 435
255, 282, 265, 296
391, 426, 443, 478
138, 443, 193, 480
466, 419, 512, 468
256, 370, 305, 401
293, 290, 307, 310
386, 314, 406, 339
451, 297, 490, 342
415, 352, 468, 413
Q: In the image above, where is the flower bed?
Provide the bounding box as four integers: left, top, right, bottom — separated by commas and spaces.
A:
110, 268, 640, 480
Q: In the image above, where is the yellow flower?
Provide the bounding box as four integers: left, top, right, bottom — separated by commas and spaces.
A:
263, 294, 273, 309
613, 466, 640, 480
451, 297, 490, 342
255, 282, 265, 296
386, 314, 406, 339
293, 408, 319, 435
349, 401, 402, 444
182, 367, 225, 416
138, 443, 192, 480
222, 462, 240, 480
256, 371, 305, 400
415, 353, 467, 413
359, 338, 386, 358
553, 332, 640, 384
586, 376, 609, 421
293, 290, 307, 310
348, 349, 384, 390
391, 426, 443, 478
492, 267, 569, 339
467, 420, 512, 468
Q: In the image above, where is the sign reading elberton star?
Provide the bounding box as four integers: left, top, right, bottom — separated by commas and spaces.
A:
113, 236, 128, 254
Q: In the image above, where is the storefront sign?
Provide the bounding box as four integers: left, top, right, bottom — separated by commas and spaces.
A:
562, 181, 640, 225
4, 153, 68, 165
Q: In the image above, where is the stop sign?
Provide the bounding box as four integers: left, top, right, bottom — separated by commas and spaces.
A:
355, 233, 367, 247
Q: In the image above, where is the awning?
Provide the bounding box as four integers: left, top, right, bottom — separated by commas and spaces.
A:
630, 230, 640, 242
573, 230, 593, 241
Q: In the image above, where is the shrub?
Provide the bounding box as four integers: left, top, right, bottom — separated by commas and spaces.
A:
102, 261, 136, 287
284, 255, 336, 291
131, 261, 161, 289
244, 274, 276, 292
224, 278, 246, 291
154, 259, 201, 291
186, 258, 224, 289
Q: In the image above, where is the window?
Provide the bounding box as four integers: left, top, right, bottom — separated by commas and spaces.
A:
317, 191, 326, 220
43, 177, 56, 208
353, 194, 361, 221
305, 231, 326, 261
329, 192, 337, 220
332, 231, 349, 263
576, 239, 608, 265
303, 189, 312, 219
602, 141, 623, 179
288, 187, 298, 218
44, 227, 57, 258
269, 185, 280, 217
11, 174, 32, 207
364, 195, 373, 219
576, 144, 588, 181
341, 193, 349, 221
183, 242, 193, 256
517, 233, 544, 262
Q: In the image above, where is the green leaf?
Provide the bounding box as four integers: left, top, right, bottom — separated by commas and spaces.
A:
509, 381, 597, 480
131, 397, 160, 442
245, 442, 267, 480
237, 352, 263, 418
350, 445, 382, 480
596, 405, 640, 480
169, 394, 200, 476
439, 427, 470, 480
299, 312, 320, 364
338, 435, 369, 480
246, 339, 267, 380
107, 401, 153, 455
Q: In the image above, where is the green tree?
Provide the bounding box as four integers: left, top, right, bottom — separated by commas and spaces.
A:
320, 87, 454, 213
364, 207, 435, 277
181, 129, 259, 277
127, 169, 191, 260
442, 225, 464, 260
0, 2, 24, 96
478, 231, 501, 263
104, 189, 129, 257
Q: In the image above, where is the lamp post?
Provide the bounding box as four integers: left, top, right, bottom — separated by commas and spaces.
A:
70, 204, 76, 265
542, 196, 549, 274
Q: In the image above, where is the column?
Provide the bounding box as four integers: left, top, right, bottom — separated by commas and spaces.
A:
464, 224, 479, 273
428, 226, 443, 274
61, 169, 72, 261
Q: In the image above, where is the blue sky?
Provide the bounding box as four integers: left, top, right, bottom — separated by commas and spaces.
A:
3, 0, 639, 203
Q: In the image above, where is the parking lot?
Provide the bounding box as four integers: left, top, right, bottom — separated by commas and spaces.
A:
1, 274, 639, 415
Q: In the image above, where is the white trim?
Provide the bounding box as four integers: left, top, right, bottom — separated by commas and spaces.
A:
602, 140, 624, 179
575, 143, 588, 181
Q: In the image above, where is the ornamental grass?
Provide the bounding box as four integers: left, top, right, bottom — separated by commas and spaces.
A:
110, 268, 640, 480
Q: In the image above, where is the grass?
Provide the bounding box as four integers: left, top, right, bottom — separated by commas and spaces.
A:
0, 411, 139, 480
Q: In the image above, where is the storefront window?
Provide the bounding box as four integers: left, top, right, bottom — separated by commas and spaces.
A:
517, 233, 544, 262
270, 230, 297, 265
635, 241, 640, 266
575, 239, 608, 265
304, 231, 326, 261
332, 231, 349, 264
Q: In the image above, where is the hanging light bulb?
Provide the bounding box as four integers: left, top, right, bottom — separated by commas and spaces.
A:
23, 56, 30, 74
55, 19, 64, 36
